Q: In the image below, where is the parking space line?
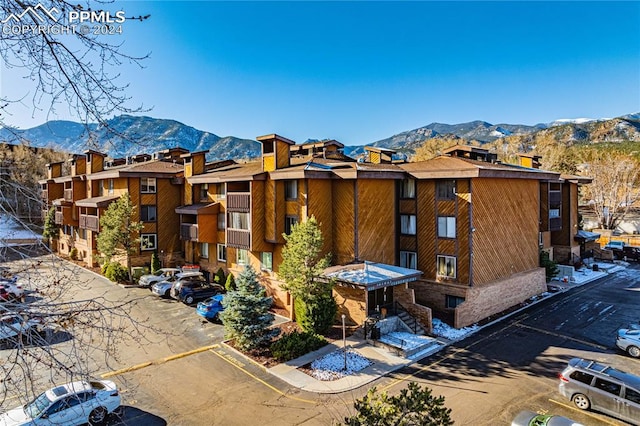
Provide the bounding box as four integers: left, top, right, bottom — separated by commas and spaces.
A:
548, 398, 620, 425
208, 349, 316, 405
514, 323, 609, 351
99, 344, 219, 378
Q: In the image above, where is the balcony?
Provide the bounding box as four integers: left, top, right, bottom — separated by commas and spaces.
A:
227, 193, 250, 212
180, 224, 199, 241
227, 229, 250, 249
79, 214, 100, 232
64, 188, 73, 201
54, 211, 64, 225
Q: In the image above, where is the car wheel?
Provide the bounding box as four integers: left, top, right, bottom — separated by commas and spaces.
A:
185, 295, 194, 305
573, 393, 591, 410
164, 289, 171, 298
88, 407, 107, 425
627, 345, 640, 358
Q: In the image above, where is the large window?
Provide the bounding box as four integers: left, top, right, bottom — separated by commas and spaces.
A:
437, 216, 456, 238
399, 251, 417, 269
437, 255, 456, 278
285, 180, 298, 200
446, 295, 465, 309
400, 215, 416, 235
140, 234, 157, 251
107, 179, 114, 195
200, 242, 209, 259
436, 179, 456, 200
140, 205, 157, 222
401, 178, 416, 199
285, 215, 298, 235
237, 249, 249, 265
261, 252, 273, 272
229, 212, 250, 230
217, 244, 226, 262
217, 213, 226, 230
141, 177, 157, 194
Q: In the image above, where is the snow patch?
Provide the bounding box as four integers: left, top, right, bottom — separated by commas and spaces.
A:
378, 331, 435, 350
431, 318, 478, 341
309, 349, 372, 381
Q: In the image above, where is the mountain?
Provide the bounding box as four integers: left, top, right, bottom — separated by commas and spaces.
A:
0, 115, 261, 161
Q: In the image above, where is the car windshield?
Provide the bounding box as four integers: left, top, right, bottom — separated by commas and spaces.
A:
24, 392, 53, 418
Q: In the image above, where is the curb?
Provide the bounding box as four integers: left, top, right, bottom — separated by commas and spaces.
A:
220, 340, 270, 373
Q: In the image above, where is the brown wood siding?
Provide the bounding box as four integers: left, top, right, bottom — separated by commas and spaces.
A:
569, 183, 579, 248
456, 179, 471, 285
399, 235, 417, 252
551, 182, 579, 247
438, 239, 456, 255
197, 215, 217, 243
370, 151, 381, 164
285, 200, 299, 216
129, 178, 140, 219
276, 141, 290, 169
193, 155, 204, 175
307, 179, 333, 257
417, 181, 436, 278
157, 179, 182, 255
399, 199, 416, 215
437, 200, 456, 216
539, 182, 549, 231
356, 179, 395, 264
264, 179, 276, 241
472, 178, 540, 285
275, 181, 286, 243
251, 180, 268, 252
332, 180, 355, 264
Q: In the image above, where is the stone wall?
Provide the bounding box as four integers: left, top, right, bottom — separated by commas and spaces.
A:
393, 284, 433, 334
333, 285, 366, 326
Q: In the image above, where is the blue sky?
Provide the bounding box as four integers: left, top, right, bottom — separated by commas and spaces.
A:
2, 1, 640, 145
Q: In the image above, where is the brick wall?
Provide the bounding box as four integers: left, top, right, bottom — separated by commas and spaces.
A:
333, 285, 366, 326
393, 284, 433, 334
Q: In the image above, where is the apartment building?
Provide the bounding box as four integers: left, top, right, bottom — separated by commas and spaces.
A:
40, 148, 186, 267
41, 138, 587, 330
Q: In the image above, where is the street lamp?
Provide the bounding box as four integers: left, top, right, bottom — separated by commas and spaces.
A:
342, 314, 347, 371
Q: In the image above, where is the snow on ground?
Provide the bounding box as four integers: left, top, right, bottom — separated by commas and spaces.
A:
309, 349, 372, 381
431, 318, 478, 341
378, 331, 435, 350
0, 214, 41, 247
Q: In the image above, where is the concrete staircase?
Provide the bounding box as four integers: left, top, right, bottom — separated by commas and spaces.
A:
397, 310, 426, 336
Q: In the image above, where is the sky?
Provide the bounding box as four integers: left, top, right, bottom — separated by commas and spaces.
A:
1, 1, 639, 145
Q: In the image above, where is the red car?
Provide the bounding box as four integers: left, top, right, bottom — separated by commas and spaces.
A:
0, 286, 10, 302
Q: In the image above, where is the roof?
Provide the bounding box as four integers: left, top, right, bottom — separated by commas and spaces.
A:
324, 261, 422, 290
399, 156, 561, 180
187, 161, 266, 184
364, 146, 396, 154
256, 134, 296, 145
75, 195, 119, 208
86, 160, 183, 180
175, 202, 220, 215
442, 144, 489, 155
574, 230, 600, 242
560, 173, 593, 184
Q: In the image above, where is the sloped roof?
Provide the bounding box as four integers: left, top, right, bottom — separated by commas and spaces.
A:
75, 195, 120, 208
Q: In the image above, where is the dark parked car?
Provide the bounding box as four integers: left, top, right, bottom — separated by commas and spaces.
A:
611, 245, 640, 261
177, 282, 224, 305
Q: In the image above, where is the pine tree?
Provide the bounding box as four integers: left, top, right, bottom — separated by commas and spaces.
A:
42, 206, 58, 242
215, 267, 226, 285
220, 265, 279, 351
225, 272, 236, 292
150, 251, 161, 273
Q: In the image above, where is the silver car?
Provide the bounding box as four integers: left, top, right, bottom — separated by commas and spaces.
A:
511, 410, 583, 426
558, 358, 640, 425
616, 328, 640, 358
151, 272, 203, 298
138, 268, 181, 288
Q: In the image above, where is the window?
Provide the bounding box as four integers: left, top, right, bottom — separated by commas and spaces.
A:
594, 378, 622, 396
437, 217, 456, 238
217, 213, 226, 230
261, 252, 273, 271
141, 177, 157, 193
216, 183, 226, 199
400, 215, 416, 235
569, 371, 594, 385
625, 387, 640, 404
446, 295, 465, 309
200, 183, 209, 201
549, 208, 560, 218
141, 205, 157, 222
229, 212, 249, 229
98, 182, 104, 196
217, 244, 226, 262
140, 234, 157, 251
399, 251, 417, 269
200, 242, 209, 259
285, 180, 298, 200
285, 216, 298, 235
237, 249, 248, 265
78, 228, 86, 240
437, 255, 456, 278
108, 179, 114, 195
436, 179, 456, 200
401, 178, 416, 199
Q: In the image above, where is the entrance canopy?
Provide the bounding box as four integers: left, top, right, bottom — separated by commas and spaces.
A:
324, 261, 422, 291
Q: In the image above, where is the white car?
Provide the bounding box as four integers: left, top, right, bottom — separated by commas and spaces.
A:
0, 278, 24, 301
0, 314, 42, 341
0, 380, 121, 426
616, 328, 640, 358
138, 268, 181, 288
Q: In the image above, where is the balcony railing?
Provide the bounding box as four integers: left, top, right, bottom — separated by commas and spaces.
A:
79, 214, 100, 232
180, 224, 199, 241
227, 193, 251, 212
227, 229, 250, 249
54, 211, 64, 225
64, 188, 73, 201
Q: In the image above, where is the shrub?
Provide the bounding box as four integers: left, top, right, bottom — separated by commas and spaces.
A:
150, 251, 161, 273
69, 247, 78, 260
271, 331, 327, 362
225, 272, 236, 292
105, 262, 128, 283
101, 262, 109, 274
214, 267, 226, 284
540, 250, 559, 282
294, 293, 337, 335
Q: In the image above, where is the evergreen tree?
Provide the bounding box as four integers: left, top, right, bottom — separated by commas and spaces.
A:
42, 206, 58, 242
225, 272, 236, 292
96, 193, 143, 279
278, 216, 336, 333
215, 267, 226, 285
344, 382, 453, 426
220, 265, 279, 351
150, 251, 161, 273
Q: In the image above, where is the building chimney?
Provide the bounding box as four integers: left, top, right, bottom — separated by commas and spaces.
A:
256, 134, 295, 172
364, 146, 395, 164
70, 154, 87, 176
84, 150, 105, 174
46, 161, 64, 179
517, 153, 542, 169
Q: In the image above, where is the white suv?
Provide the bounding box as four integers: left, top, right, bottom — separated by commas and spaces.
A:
138, 268, 181, 288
